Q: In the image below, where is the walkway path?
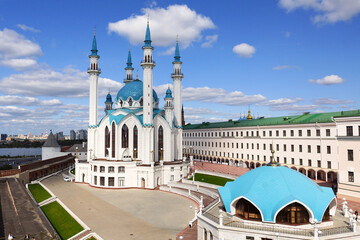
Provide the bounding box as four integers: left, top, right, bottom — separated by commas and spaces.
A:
193, 161, 249, 177
42, 175, 196, 240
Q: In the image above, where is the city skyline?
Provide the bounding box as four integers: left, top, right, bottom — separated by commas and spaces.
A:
0, 0, 359, 134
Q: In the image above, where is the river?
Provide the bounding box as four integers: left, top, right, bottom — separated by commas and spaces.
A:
0, 148, 42, 157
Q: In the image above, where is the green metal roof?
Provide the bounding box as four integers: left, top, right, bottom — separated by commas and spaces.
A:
183, 110, 360, 130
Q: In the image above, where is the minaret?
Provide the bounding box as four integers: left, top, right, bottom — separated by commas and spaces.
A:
124, 46, 134, 84
171, 37, 184, 161
104, 91, 113, 113
164, 86, 173, 126
140, 18, 156, 164
181, 105, 185, 126
87, 31, 101, 161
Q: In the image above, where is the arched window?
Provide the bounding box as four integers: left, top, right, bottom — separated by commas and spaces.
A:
133, 126, 138, 157
128, 98, 133, 106
111, 122, 116, 158
158, 126, 163, 161
122, 124, 129, 148
139, 98, 143, 106
276, 202, 310, 225
235, 198, 262, 221
145, 55, 147, 62
105, 126, 110, 156
119, 99, 123, 107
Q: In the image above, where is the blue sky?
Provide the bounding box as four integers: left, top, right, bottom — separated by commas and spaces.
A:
0, 0, 359, 135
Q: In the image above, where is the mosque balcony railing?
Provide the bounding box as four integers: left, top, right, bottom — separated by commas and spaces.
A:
222, 220, 313, 237
171, 73, 184, 77
87, 68, 102, 72
320, 225, 352, 236
140, 60, 156, 64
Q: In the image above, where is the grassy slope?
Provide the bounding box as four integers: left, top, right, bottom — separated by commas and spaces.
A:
189, 173, 233, 186
41, 201, 84, 240
28, 183, 52, 203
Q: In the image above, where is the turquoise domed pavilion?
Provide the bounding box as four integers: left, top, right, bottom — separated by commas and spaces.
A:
218, 164, 337, 225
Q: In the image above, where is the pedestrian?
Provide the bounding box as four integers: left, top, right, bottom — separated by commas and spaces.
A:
202, 162, 204, 167
355, 210, 358, 221
24, 234, 30, 240
8, 233, 13, 240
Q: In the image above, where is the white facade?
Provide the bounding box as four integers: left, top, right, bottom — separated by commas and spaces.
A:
75, 22, 190, 189
183, 111, 360, 198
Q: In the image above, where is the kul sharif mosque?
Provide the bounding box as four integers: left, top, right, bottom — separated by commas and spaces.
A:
75, 20, 190, 188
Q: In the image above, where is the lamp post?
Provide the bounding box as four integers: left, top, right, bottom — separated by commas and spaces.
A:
133, 148, 137, 161
190, 146, 194, 167
160, 148, 163, 161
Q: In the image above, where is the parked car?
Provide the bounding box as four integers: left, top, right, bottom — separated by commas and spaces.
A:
63, 176, 71, 182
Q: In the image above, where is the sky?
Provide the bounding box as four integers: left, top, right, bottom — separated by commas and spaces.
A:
0, 0, 359, 135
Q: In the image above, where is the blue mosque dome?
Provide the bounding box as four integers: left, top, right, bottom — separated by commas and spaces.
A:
116, 80, 158, 103
218, 166, 336, 223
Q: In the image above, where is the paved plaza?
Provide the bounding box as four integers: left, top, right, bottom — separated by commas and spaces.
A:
42, 175, 197, 240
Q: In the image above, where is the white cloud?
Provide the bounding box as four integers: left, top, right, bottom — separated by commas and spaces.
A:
285, 31, 291, 38
0, 66, 122, 98
262, 97, 303, 105
0, 58, 37, 71
270, 104, 319, 111
184, 107, 223, 116
232, 43, 256, 58
279, 0, 360, 24
312, 97, 354, 105
0, 28, 42, 59
16, 24, 40, 33
201, 34, 218, 48
308, 74, 344, 85
159, 46, 175, 56
272, 65, 300, 70
182, 87, 266, 106
108, 4, 215, 48
0, 95, 62, 106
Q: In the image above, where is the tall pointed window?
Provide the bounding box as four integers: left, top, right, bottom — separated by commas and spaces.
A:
111, 122, 116, 158
105, 126, 110, 157
158, 126, 164, 161
122, 124, 129, 148
133, 126, 138, 158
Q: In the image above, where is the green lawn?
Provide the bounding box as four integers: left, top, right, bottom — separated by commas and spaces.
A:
188, 173, 233, 186
28, 183, 52, 203
41, 201, 84, 240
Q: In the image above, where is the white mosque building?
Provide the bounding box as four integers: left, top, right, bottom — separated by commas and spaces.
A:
75, 21, 190, 188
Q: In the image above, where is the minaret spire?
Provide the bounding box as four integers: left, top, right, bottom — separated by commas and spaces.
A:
144, 16, 152, 47
124, 44, 134, 84
174, 35, 181, 62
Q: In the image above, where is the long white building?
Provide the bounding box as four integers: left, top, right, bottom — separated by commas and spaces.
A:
183, 110, 360, 198
75, 21, 189, 189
